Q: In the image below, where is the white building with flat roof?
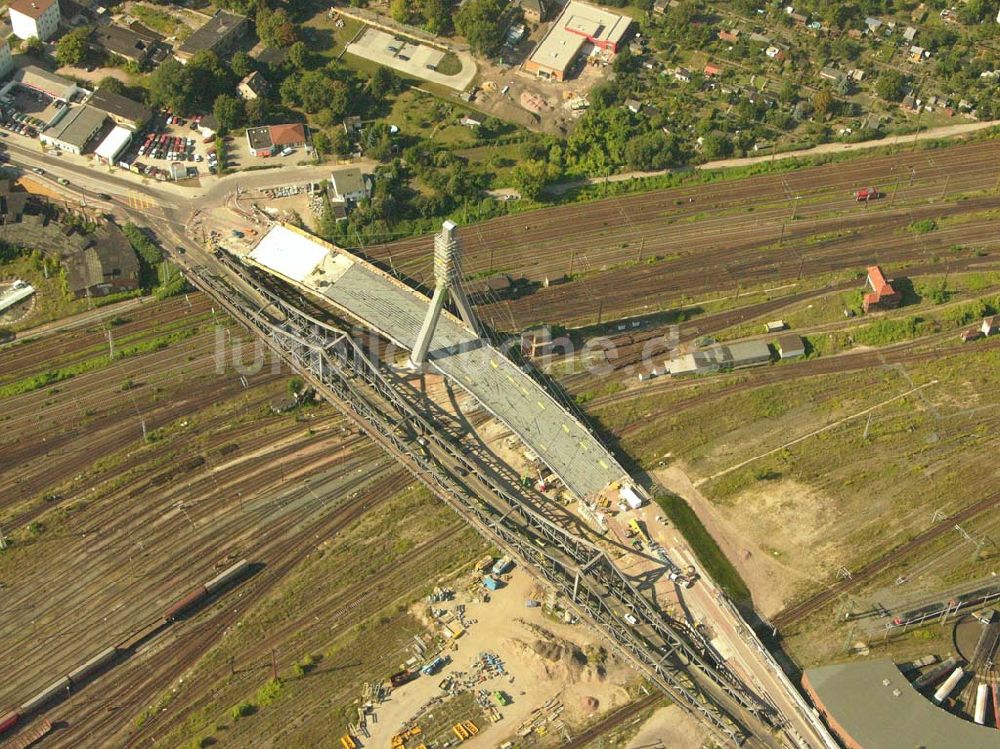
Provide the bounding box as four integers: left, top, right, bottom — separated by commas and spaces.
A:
524, 1, 631, 81
94, 126, 132, 165
9, 0, 60, 40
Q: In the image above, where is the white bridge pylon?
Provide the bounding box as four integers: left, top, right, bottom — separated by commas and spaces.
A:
408, 220, 481, 369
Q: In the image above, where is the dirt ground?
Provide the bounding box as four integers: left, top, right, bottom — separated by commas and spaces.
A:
472, 25, 613, 135
625, 704, 713, 749
654, 465, 816, 618
367, 564, 634, 748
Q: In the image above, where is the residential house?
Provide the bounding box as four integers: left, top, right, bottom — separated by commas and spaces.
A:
903, 26, 917, 42
90, 23, 159, 65
864, 17, 883, 33
703, 64, 721, 77
674, 67, 691, 82
175, 10, 247, 63
9, 0, 60, 41
788, 11, 808, 26
653, 0, 679, 13
64, 222, 140, 298
0, 180, 29, 224
237, 71, 268, 101
329, 167, 370, 202
624, 98, 641, 113
718, 29, 740, 43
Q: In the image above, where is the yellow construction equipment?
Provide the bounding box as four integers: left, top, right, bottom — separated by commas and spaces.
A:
453, 723, 470, 741
408, 726, 422, 737
464, 720, 479, 735
391, 735, 404, 747
340, 736, 357, 749
628, 518, 650, 546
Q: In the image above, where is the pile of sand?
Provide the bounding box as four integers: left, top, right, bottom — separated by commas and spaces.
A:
506, 629, 606, 685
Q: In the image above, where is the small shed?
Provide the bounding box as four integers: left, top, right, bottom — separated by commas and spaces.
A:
960, 328, 983, 343
775, 333, 805, 359
980, 315, 1000, 336
765, 320, 787, 333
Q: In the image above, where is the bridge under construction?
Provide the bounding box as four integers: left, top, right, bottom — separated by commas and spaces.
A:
246, 222, 632, 502
193, 221, 819, 748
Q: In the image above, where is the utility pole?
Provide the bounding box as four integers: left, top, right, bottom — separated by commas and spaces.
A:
636, 237, 644, 262
107, 330, 115, 360
569, 250, 575, 277
940, 175, 950, 200
271, 648, 278, 681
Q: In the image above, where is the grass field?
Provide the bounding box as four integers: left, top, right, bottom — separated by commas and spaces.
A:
596, 343, 1000, 616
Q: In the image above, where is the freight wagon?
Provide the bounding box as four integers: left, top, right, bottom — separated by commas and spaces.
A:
0, 560, 253, 738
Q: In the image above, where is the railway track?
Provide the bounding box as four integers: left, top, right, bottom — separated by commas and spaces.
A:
772, 489, 1000, 630
561, 693, 663, 749
2, 440, 409, 747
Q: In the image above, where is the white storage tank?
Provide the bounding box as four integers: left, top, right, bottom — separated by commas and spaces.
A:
975, 682, 989, 725
933, 666, 964, 704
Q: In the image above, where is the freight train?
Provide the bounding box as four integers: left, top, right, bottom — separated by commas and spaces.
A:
0, 559, 251, 737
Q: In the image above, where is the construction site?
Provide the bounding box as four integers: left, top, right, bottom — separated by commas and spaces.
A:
3, 123, 1000, 749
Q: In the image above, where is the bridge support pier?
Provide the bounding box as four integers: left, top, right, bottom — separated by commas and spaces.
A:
409, 221, 480, 369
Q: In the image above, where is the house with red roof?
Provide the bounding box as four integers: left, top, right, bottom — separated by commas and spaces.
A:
862, 265, 902, 313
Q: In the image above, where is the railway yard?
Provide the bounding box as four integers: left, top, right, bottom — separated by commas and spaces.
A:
3, 128, 1000, 748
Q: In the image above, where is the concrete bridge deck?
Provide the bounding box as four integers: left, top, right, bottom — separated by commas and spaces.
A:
246, 223, 631, 500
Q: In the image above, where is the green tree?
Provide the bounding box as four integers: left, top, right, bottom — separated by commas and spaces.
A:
778, 80, 798, 105
298, 71, 350, 116
368, 66, 399, 99
213, 93, 244, 133
148, 58, 193, 112
20, 37, 44, 56
812, 89, 833, 116
511, 159, 549, 201
96, 76, 126, 95
230, 50, 254, 79
280, 73, 303, 108
55, 27, 90, 67
701, 133, 733, 159
312, 130, 333, 155
455, 0, 507, 57
244, 96, 268, 125
256, 6, 298, 48
422, 0, 452, 33
287, 40, 310, 69
875, 70, 907, 102
390, 0, 414, 23
330, 127, 350, 155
